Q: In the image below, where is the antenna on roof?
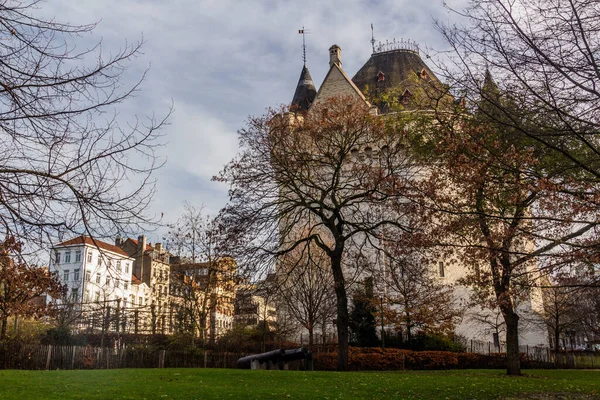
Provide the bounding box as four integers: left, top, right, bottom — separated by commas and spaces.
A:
371, 23, 376, 54
299, 26, 309, 65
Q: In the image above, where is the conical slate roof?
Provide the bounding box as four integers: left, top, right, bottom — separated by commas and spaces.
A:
351, 49, 441, 95
291, 64, 317, 111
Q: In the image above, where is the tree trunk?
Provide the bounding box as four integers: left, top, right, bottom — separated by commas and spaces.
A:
330, 250, 349, 371
502, 307, 521, 376
554, 326, 561, 355
322, 316, 327, 345
0, 316, 6, 339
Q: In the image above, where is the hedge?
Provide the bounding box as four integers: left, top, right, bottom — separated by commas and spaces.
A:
312, 347, 552, 371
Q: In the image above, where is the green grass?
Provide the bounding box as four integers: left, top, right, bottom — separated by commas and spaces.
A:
0, 369, 598, 399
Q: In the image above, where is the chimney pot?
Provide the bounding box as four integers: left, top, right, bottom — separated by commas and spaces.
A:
329, 44, 342, 68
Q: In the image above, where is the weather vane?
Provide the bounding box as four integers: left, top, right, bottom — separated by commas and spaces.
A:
299, 26, 309, 64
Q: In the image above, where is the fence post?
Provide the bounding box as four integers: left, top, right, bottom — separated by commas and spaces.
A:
470, 340, 473, 353
45, 345, 52, 370
488, 342, 490, 354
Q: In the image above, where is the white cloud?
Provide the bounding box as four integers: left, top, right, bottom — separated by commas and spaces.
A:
38, 0, 469, 233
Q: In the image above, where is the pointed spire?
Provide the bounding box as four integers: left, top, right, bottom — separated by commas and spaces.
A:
478, 69, 505, 120
291, 64, 317, 111
482, 68, 500, 96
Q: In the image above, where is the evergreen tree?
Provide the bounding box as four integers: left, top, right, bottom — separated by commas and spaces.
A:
349, 282, 379, 347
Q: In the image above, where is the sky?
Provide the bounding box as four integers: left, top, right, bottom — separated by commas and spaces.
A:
42, 0, 469, 243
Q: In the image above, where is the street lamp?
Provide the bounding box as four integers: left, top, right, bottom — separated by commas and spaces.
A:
380, 294, 385, 350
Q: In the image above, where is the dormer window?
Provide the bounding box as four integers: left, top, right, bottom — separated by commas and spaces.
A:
420, 68, 429, 80
377, 71, 385, 82
400, 89, 413, 104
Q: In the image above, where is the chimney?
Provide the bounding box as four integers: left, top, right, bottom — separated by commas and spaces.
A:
115, 235, 123, 247
155, 243, 162, 252
329, 44, 341, 68
137, 235, 146, 254
137, 235, 146, 284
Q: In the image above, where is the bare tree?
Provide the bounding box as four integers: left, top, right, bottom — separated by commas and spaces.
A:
538, 272, 600, 350
0, 1, 169, 249
539, 282, 578, 352
166, 204, 234, 345
277, 243, 336, 346
382, 251, 461, 342
216, 97, 419, 370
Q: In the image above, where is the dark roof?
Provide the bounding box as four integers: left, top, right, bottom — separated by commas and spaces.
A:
291, 64, 317, 111
56, 236, 130, 257
127, 238, 152, 251
351, 49, 441, 96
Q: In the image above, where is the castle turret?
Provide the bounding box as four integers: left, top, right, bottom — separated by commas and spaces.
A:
351, 40, 449, 112
291, 64, 317, 111
352, 43, 440, 95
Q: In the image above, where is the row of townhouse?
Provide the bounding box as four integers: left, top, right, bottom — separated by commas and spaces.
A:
50, 236, 275, 339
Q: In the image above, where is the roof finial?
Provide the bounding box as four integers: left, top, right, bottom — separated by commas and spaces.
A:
299, 26, 309, 65
371, 23, 376, 54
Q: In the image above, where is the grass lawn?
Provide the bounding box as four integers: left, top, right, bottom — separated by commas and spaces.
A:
0, 369, 598, 400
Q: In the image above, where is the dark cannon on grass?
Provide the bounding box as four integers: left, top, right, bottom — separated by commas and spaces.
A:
236, 347, 313, 370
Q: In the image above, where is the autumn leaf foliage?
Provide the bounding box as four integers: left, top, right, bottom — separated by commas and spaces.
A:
0, 237, 65, 339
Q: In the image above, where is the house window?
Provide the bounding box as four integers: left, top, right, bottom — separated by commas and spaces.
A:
116, 260, 122, 272
125, 263, 130, 274
75, 250, 81, 262
71, 287, 79, 300
85, 290, 90, 302
115, 279, 120, 289
124, 282, 129, 290
401, 89, 413, 104
139, 297, 143, 306
54, 251, 60, 264
87, 251, 92, 263
65, 251, 71, 263
63, 270, 69, 281
106, 277, 111, 286
73, 269, 80, 281
96, 273, 101, 284
85, 271, 91, 282
438, 261, 445, 278
94, 291, 100, 302
123, 299, 127, 309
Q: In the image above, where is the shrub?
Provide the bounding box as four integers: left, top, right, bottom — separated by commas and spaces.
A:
403, 334, 465, 352
312, 346, 550, 371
